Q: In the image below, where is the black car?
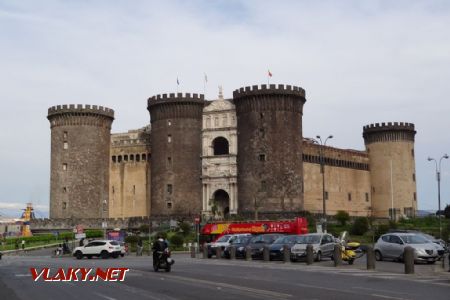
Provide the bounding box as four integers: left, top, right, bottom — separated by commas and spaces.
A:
223, 236, 253, 258
248, 234, 285, 259
269, 235, 303, 261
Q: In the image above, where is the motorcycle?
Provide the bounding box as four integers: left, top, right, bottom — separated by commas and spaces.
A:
338, 231, 364, 265
153, 248, 175, 272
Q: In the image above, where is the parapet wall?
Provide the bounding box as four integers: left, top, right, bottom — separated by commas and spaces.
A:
233, 84, 306, 98
48, 104, 114, 118
363, 122, 416, 144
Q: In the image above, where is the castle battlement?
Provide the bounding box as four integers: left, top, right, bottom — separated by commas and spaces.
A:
148, 93, 205, 104
233, 84, 306, 98
363, 122, 415, 132
363, 122, 416, 144
48, 104, 115, 118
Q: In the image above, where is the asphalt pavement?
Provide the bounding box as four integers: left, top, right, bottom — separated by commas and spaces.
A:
1, 249, 450, 300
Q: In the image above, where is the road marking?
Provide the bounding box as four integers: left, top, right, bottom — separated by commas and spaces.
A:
371, 294, 408, 300
93, 292, 117, 300
15, 274, 31, 277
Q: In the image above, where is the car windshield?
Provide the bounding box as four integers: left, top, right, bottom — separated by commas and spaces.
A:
109, 241, 119, 245
296, 235, 321, 244
401, 235, 429, 244
216, 235, 231, 243
234, 237, 251, 244
273, 236, 297, 244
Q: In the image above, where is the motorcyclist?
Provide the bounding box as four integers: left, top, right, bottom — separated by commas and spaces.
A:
152, 235, 168, 266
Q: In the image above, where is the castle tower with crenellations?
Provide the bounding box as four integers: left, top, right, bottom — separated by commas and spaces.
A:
47, 104, 114, 219
363, 122, 417, 219
233, 84, 306, 215
147, 93, 205, 215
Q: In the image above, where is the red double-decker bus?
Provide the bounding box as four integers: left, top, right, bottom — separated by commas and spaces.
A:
201, 217, 308, 242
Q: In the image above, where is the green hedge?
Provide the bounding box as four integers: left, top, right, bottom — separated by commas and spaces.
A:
85, 230, 104, 238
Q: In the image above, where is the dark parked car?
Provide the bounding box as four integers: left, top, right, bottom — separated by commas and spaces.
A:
247, 234, 285, 259
269, 235, 303, 261
223, 236, 253, 258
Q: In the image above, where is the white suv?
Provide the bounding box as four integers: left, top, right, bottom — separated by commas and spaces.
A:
73, 240, 121, 259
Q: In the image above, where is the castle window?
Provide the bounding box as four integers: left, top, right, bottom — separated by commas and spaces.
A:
411, 148, 414, 156
412, 173, 415, 182
63, 142, 68, 150
136, 154, 140, 162
167, 157, 172, 168
167, 120, 172, 126
168, 135, 172, 143
348, 193, 352, 201
124, 155, 128, 162
63, 187, 67, 193
261, 180, 267, 191
133, 185, 136, 194
222, 115, 228, 126
206, 117, 211, 128
112, 186, 115, 194
142, 154, 146, 161
63, 131, 68, 139
167, 184, 173, 194
62, 202, 67, 209
365, 193, 369, 202
212, 137, 229, 155
118, 155, 122, 163
112, 156, 116, 163
414, 192, 417, 201
167, 202, 172, 209
259, 154, 266, 161
62, 163, 67, 171
130, 154, 134, 161
214, 117, 219, 127
325, 191, 328, 200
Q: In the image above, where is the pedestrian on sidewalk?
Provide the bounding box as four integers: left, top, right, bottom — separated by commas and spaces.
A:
137, 237, 143, 256
21, 240, 25, 250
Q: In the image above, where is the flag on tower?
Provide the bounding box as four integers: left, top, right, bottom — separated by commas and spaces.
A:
268, 69, 273, 77
204, 73, 208, 83
177, 77, 180, 85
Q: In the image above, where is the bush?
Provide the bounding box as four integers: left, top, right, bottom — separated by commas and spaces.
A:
335, 211, 350, 226
179, 222, 192, 237
125, 235, 140, 244
169, 234, 184, 248
85, 230, 104, 238
350, 217, 369, 236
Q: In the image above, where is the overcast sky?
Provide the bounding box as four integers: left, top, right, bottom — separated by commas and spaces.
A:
1, 0, 450, 218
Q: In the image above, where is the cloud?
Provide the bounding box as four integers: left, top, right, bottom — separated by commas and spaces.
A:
1, 0, 450, 212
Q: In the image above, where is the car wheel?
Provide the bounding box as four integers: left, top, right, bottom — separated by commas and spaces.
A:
101, 251, 110, 259
87, 255, 92, 259
153, 264, 159, 272
290, 258, 297, 262
120, 254, 124, 257
348, 259, 354, 265
375, 250, 383, 261
112, 253, 119, 259
165, 264, 171, 272
427, 261, 436, 264
75, 251, 83, 260
315, 251, 321, 262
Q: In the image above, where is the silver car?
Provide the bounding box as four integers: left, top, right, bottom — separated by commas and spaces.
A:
290, 233, 336, 262
374, 233, 444, 264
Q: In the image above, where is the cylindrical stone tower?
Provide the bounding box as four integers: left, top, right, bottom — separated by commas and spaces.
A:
147, 93, 204, 216
233, 84, 306, 215
47, 104, 114, 219
363, 122, 417, 219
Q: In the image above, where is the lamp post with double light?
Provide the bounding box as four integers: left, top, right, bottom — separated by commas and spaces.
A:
312, 135, 333, 233
428, 154, 449, 239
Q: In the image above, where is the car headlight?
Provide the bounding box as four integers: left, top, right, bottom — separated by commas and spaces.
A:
259, 247, 264, 251
415, 248, 426, 255
279, 247, 284, 252
238, 247, 244, 251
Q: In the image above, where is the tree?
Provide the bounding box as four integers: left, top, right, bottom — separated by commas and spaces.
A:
444, 204, 450, 219
179, 222, 192, 237
350, 217, 369, 236
169, 233, 184, 248
335, 210, 350, 226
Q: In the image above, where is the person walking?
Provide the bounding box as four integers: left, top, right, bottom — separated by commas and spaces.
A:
137, 238, 143, 256
21, 240, 25, 250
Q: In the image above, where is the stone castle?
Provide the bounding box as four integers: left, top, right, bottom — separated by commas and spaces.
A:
47, 84, 417, 221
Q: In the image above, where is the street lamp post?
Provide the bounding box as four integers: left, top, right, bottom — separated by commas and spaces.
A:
313, 135, 333, 233
428, 154, 449, 239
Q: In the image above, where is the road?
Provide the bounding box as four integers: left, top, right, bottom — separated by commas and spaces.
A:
1, 250, 450, 300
